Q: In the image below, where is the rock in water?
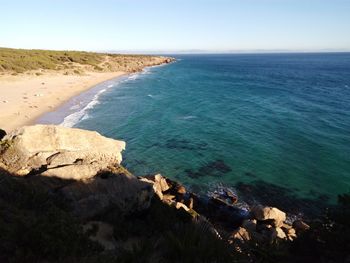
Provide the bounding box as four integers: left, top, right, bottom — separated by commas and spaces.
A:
0, 125, 125, 179
251, 205, 286, 228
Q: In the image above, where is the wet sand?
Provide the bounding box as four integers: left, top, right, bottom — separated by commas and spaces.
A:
0, 71, 125, 132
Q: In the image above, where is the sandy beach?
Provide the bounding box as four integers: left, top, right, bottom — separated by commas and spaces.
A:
0, 71, 125, 132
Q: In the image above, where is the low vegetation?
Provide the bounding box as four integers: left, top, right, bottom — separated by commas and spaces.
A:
0, 168, 102, 263
0, 47, 167, 74
0, 168, 237, 263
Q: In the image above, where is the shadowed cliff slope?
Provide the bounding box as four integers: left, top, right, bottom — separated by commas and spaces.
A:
0, 125, 349, 263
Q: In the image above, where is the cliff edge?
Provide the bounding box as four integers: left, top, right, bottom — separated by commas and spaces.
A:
0, 125, 348, 263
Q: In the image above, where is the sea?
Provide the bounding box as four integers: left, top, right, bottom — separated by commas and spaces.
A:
38, 53, 350, 215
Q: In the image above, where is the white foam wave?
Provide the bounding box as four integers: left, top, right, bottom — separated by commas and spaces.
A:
58, 63, 163, 127
81, 113, 90, 121
142, 68, 152, 75
60, 88, 106, 127
181, 115, 197, 120
128, 74, 139, 80
69, 103, 81, 110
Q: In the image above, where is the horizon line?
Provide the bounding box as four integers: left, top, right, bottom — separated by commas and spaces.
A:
2, 46, 350, 55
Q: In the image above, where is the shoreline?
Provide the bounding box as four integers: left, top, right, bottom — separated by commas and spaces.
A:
33, 72, 128, 127
36, 62, 172, 128
0, 53, 174, 132
0, 71, 126, 132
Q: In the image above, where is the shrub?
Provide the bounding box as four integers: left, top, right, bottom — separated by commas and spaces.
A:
0, 171, 102, 263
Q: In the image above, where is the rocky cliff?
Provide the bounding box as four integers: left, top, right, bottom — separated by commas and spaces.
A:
0, 125, 348, 263
0, 125, 153, 219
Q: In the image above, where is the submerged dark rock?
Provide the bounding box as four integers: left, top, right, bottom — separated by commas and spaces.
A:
185, 159, 232, 178
244, 172, 257, 178
236, 180, 332, 218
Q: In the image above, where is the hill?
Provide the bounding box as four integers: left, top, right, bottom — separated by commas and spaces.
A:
0, 47, 173, 75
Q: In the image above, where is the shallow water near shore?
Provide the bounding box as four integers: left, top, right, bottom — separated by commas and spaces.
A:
39, 53, 350, 212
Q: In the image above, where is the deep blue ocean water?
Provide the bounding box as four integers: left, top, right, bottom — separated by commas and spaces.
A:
40, 53, 350, 209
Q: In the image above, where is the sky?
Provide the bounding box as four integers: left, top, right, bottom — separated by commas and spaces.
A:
0, 0, 350, 53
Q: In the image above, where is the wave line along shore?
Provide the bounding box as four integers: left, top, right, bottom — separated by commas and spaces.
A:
0, 47, 174, 132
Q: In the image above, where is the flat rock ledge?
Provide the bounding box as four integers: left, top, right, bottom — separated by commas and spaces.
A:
0, 125, 153, 219
0, 124, 125, 179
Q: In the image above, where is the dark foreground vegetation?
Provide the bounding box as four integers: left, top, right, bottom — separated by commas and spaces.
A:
0, 165, 349, 263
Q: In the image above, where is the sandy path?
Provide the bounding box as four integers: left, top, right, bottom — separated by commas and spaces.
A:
0, 71, 125, 132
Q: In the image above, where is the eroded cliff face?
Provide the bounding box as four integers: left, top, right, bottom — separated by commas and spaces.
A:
0, 125, 319, 263
0, 125, 307, 237
0, 125, 125, 178
0, 125, 153, 219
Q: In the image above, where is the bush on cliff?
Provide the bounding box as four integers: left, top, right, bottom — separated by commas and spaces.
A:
0, 169, 102, 263
99, 197, 237, 263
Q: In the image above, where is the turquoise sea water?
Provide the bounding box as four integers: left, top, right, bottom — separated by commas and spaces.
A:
40, 53, 350, 210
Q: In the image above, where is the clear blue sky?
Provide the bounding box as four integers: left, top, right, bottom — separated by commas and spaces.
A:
1, 0, 349, 52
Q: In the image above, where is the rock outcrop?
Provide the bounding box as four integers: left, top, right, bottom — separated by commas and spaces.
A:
140, 174, 170, 201
229, 205, 301, 244
0, 125, 125, 179
0, 125, 153, 219
0, 125, 318, 262
251, 205, 286, 228
141, 174, 308, 246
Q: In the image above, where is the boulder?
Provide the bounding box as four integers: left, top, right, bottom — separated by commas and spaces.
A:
251, 205, 286, 227
165, 58, 173, 63
285, 228, 297, 241
0, 125, 125, 179
281, 223, 293, 230
140, 174, 169, 200
275, 227, 287, 240
140, 177, 163, 200
176, 185, 186, 194
175, 201, 190, 212
231, 227, 251, 242
154, 174, 170, 192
